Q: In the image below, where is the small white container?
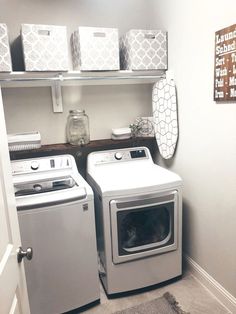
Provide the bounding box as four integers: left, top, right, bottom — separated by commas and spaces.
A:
72, 26, 120, 71
0, 24, 12, 72
120, 29, 167, 70
111, 127, 131, 140
21, 24, 69, 71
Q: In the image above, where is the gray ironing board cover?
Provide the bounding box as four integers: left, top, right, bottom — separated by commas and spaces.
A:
152, 78, 178, 159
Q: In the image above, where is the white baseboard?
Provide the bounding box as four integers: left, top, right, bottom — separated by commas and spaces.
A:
184, 254, 236, 314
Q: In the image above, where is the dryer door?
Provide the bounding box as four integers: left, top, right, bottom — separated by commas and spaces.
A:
110, 190, 178, 264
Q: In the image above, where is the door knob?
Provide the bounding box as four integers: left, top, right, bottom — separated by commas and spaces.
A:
17, 246, 33, 263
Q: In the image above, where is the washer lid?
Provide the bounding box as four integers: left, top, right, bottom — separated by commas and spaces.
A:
14, 176, 77, 196
88, 163, 182, 196
16, 185, 88, 210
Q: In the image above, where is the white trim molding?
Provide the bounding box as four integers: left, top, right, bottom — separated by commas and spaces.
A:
184, 254, 236, 314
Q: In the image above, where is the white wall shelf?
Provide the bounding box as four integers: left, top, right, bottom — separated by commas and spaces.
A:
0, 70, 165, 87
0, 70, 165, 112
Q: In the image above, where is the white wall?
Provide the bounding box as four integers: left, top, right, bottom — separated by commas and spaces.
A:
151, 0, 236, 297
1, 0, 154, 144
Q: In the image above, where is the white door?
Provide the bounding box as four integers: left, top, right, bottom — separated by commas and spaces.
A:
0, 87, 30, 314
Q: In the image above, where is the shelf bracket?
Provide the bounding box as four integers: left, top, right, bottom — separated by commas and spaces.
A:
166, 70, 174, 81
51, 75, 63, 113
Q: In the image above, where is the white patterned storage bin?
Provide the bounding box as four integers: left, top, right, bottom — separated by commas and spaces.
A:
120, 29, 167, 70
0, 24, 12, 72
21, 24, 69, 71
72, 27, 120, 71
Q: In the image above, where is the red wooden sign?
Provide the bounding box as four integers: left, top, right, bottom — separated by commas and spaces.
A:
214, 24, 236, 101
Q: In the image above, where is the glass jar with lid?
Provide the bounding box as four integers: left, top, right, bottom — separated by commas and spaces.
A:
66, 109, 90, 145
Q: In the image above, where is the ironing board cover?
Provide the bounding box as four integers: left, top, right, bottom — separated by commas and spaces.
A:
152, 79, 178, 159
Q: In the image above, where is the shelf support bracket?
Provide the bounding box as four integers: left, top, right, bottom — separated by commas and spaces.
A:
166, 70, 174, 81
51, 75, 63, 113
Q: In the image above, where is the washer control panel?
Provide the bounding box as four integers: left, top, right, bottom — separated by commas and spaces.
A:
11, 156, 72, 175
94, 148, 149, 164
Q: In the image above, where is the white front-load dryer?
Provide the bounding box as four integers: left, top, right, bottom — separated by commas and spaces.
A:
87, 147, 183, 295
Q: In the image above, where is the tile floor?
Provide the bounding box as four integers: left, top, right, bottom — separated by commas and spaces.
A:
81, 271, 231, 314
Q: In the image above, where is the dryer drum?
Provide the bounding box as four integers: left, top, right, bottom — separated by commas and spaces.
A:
117, 204, 173, 254
110, 191, 178, 264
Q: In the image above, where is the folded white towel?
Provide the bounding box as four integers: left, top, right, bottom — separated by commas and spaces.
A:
7, 131, 41, 151
111, 127, 131, 140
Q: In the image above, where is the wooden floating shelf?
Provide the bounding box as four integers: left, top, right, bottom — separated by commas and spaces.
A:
10, 137, 156, 156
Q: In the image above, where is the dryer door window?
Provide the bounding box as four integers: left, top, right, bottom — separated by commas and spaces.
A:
117, 203, 173, 254
110, 191, 179, 264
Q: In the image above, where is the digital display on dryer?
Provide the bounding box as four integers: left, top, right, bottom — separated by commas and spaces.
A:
130, 149, 146, 158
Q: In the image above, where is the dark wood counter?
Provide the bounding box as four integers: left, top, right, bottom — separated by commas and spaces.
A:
10, 137, 157, 178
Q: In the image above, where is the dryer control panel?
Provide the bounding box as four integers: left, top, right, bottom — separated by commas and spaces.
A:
91, 147, 150, 165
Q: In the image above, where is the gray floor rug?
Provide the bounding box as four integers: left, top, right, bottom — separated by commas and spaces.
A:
112, 292, 190, 314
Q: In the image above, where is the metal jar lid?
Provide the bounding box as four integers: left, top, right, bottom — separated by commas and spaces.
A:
69, 109, 85, 114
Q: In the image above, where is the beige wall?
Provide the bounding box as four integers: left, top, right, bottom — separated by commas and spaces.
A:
151, 0, 236, 297
1, 0, 153, 144
2, 0, 235, 300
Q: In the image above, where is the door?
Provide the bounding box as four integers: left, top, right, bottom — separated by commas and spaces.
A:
110, 190, 178, 264
0, 87, 30, 314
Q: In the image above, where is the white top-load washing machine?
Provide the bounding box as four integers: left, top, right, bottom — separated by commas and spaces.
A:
11, 155, 99, 314
87, 147, 183, 295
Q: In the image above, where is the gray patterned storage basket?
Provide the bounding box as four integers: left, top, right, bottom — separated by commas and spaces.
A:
21, 24, 69, 71
0, 24, 12, 72
120, 29, 167, 70
72, 26, 120, 71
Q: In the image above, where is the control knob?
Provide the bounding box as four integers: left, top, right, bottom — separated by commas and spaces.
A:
31, 161, 39, 170
33, 184, 42, 192
114, 152, 123, 160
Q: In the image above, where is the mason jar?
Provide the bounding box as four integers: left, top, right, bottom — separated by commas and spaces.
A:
66, 109, 90, 145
